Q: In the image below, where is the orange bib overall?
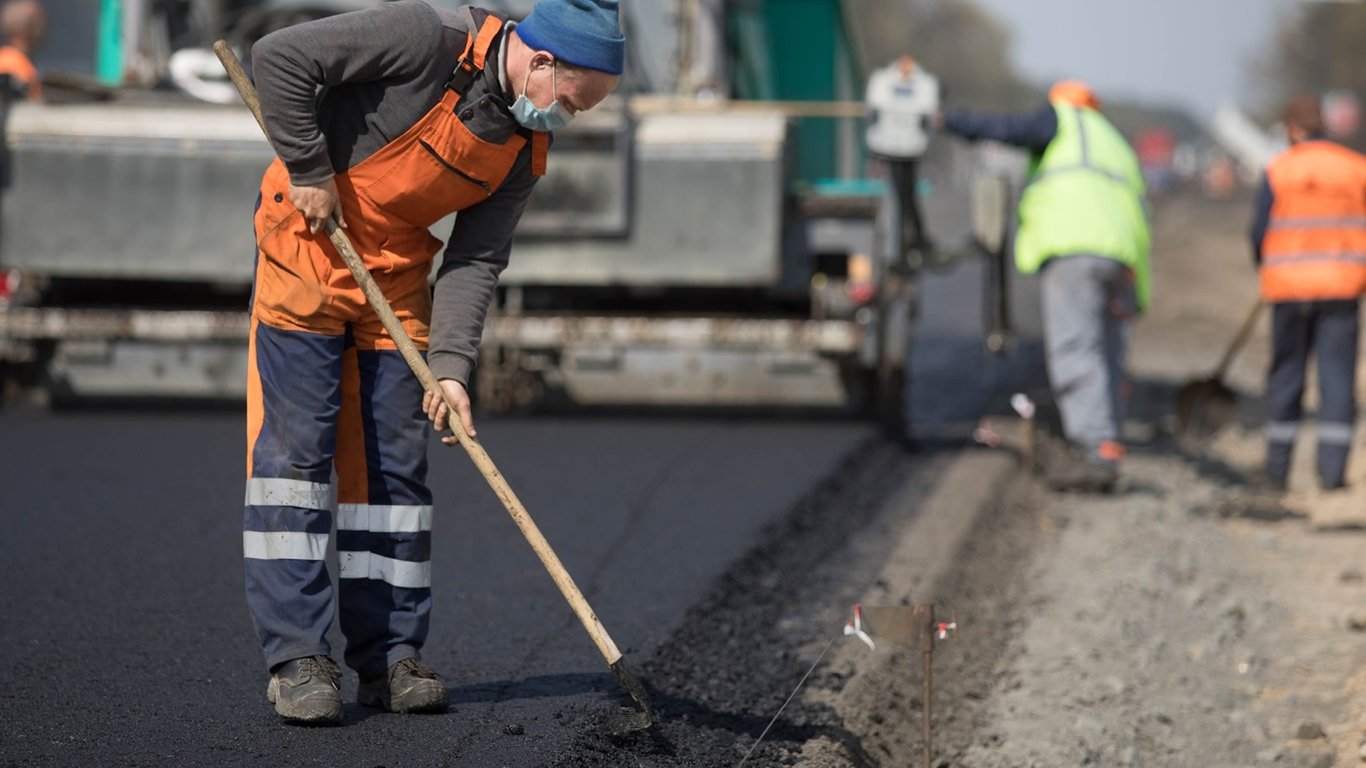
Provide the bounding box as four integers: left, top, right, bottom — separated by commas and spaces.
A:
243, 12, 547, 678
251, 12, 544, 349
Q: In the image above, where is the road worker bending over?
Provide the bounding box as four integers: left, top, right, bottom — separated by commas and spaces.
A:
1250, 94, 1366, 493
940, 80, 1151, 493
243, 0, 622, 725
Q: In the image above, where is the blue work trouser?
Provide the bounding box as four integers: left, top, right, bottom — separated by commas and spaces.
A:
243, 319, 434, 679
1040, 254, 1135, 457
1266, 299, 1359, 488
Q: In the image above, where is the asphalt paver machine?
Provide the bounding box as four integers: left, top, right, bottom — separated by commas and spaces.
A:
0, 0, 1006, 439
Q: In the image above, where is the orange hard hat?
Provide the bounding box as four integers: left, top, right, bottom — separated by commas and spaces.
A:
1049, 80, 1101, 110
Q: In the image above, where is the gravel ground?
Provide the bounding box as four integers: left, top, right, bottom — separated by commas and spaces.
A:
604, 190, 1366, 768
922, 191, 1366, 768
530, 190, 1366, 767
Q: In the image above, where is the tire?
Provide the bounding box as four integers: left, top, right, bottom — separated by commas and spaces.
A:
874, 364, 909, 443
846, 364, 909, 443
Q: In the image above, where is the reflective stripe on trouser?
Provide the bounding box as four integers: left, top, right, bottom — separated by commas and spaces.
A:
1266, 300, 1359, 486
1040, 254, 1133, 456
245, 319, 433, 677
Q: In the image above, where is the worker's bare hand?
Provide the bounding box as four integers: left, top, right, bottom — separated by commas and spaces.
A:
288, 178, 346, 234
424, 379, 475, 446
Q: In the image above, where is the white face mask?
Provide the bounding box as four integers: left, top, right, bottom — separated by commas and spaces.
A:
511, 61, 573, 132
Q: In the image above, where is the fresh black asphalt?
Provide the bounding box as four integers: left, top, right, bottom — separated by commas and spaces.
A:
0, 143, 1043, 766
0, 409, 869, 766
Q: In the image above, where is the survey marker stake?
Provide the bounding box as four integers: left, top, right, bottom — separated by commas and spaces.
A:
852, 603, 958, 768
738, 602, 959, 768
213, 39, 653, 727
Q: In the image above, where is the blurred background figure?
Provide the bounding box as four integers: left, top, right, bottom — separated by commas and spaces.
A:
1134, 126, 1177, 194
680, 0, 727, 100
1249, 93, 1366, 492
1202, 153, 1238, 198
939, 80, 1150, 493
866, 54, 940, 160
0, 0, 44, 102
865, 53, 941, 260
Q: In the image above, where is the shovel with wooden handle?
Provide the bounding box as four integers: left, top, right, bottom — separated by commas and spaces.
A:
213, 40, 653, 728
1174, 298, 1264, 443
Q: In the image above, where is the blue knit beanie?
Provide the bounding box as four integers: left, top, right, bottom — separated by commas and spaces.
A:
516, 0, 624, 75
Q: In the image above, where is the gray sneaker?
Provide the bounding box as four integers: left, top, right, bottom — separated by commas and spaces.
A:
266, 655, 343, 725
358, 657, 448, 714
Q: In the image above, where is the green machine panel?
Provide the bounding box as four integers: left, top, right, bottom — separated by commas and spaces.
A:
730, 0, 862, 182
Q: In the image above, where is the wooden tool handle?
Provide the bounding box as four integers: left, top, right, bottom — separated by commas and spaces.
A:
213, 40, 623, 666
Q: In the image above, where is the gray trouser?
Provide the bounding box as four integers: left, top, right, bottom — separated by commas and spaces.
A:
1040, 254, 1135, 455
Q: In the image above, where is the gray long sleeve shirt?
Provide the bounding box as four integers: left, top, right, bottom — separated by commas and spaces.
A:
251, 0, 538, 386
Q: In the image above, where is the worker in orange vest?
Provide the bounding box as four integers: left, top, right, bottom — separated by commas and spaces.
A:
0, 0, 44, 102
244, 0, 623, 726
1250, 93, 1366, 491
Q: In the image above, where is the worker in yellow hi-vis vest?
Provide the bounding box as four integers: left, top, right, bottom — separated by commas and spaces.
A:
941, 81, 1151, 493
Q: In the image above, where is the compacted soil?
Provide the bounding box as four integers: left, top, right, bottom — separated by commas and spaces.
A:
554, 190, 1366, 768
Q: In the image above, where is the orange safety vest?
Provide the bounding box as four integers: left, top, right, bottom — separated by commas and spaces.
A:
252, 10, 548, 346
0, 45, 40, 101
1260, 140, 1366, 302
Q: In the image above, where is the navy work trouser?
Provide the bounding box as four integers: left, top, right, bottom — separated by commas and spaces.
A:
1266, 299, 1359, 488
243, 320, 434, 679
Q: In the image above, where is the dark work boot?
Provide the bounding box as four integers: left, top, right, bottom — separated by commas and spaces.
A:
1046, 457, 1119, 494
358, 657, 448, 714
1319, 477, 1348, 492
1317, 445, 1350, 491
1265, 445, 1293, 494
1046, 442, 1120, 494
266, 655, 343, 725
